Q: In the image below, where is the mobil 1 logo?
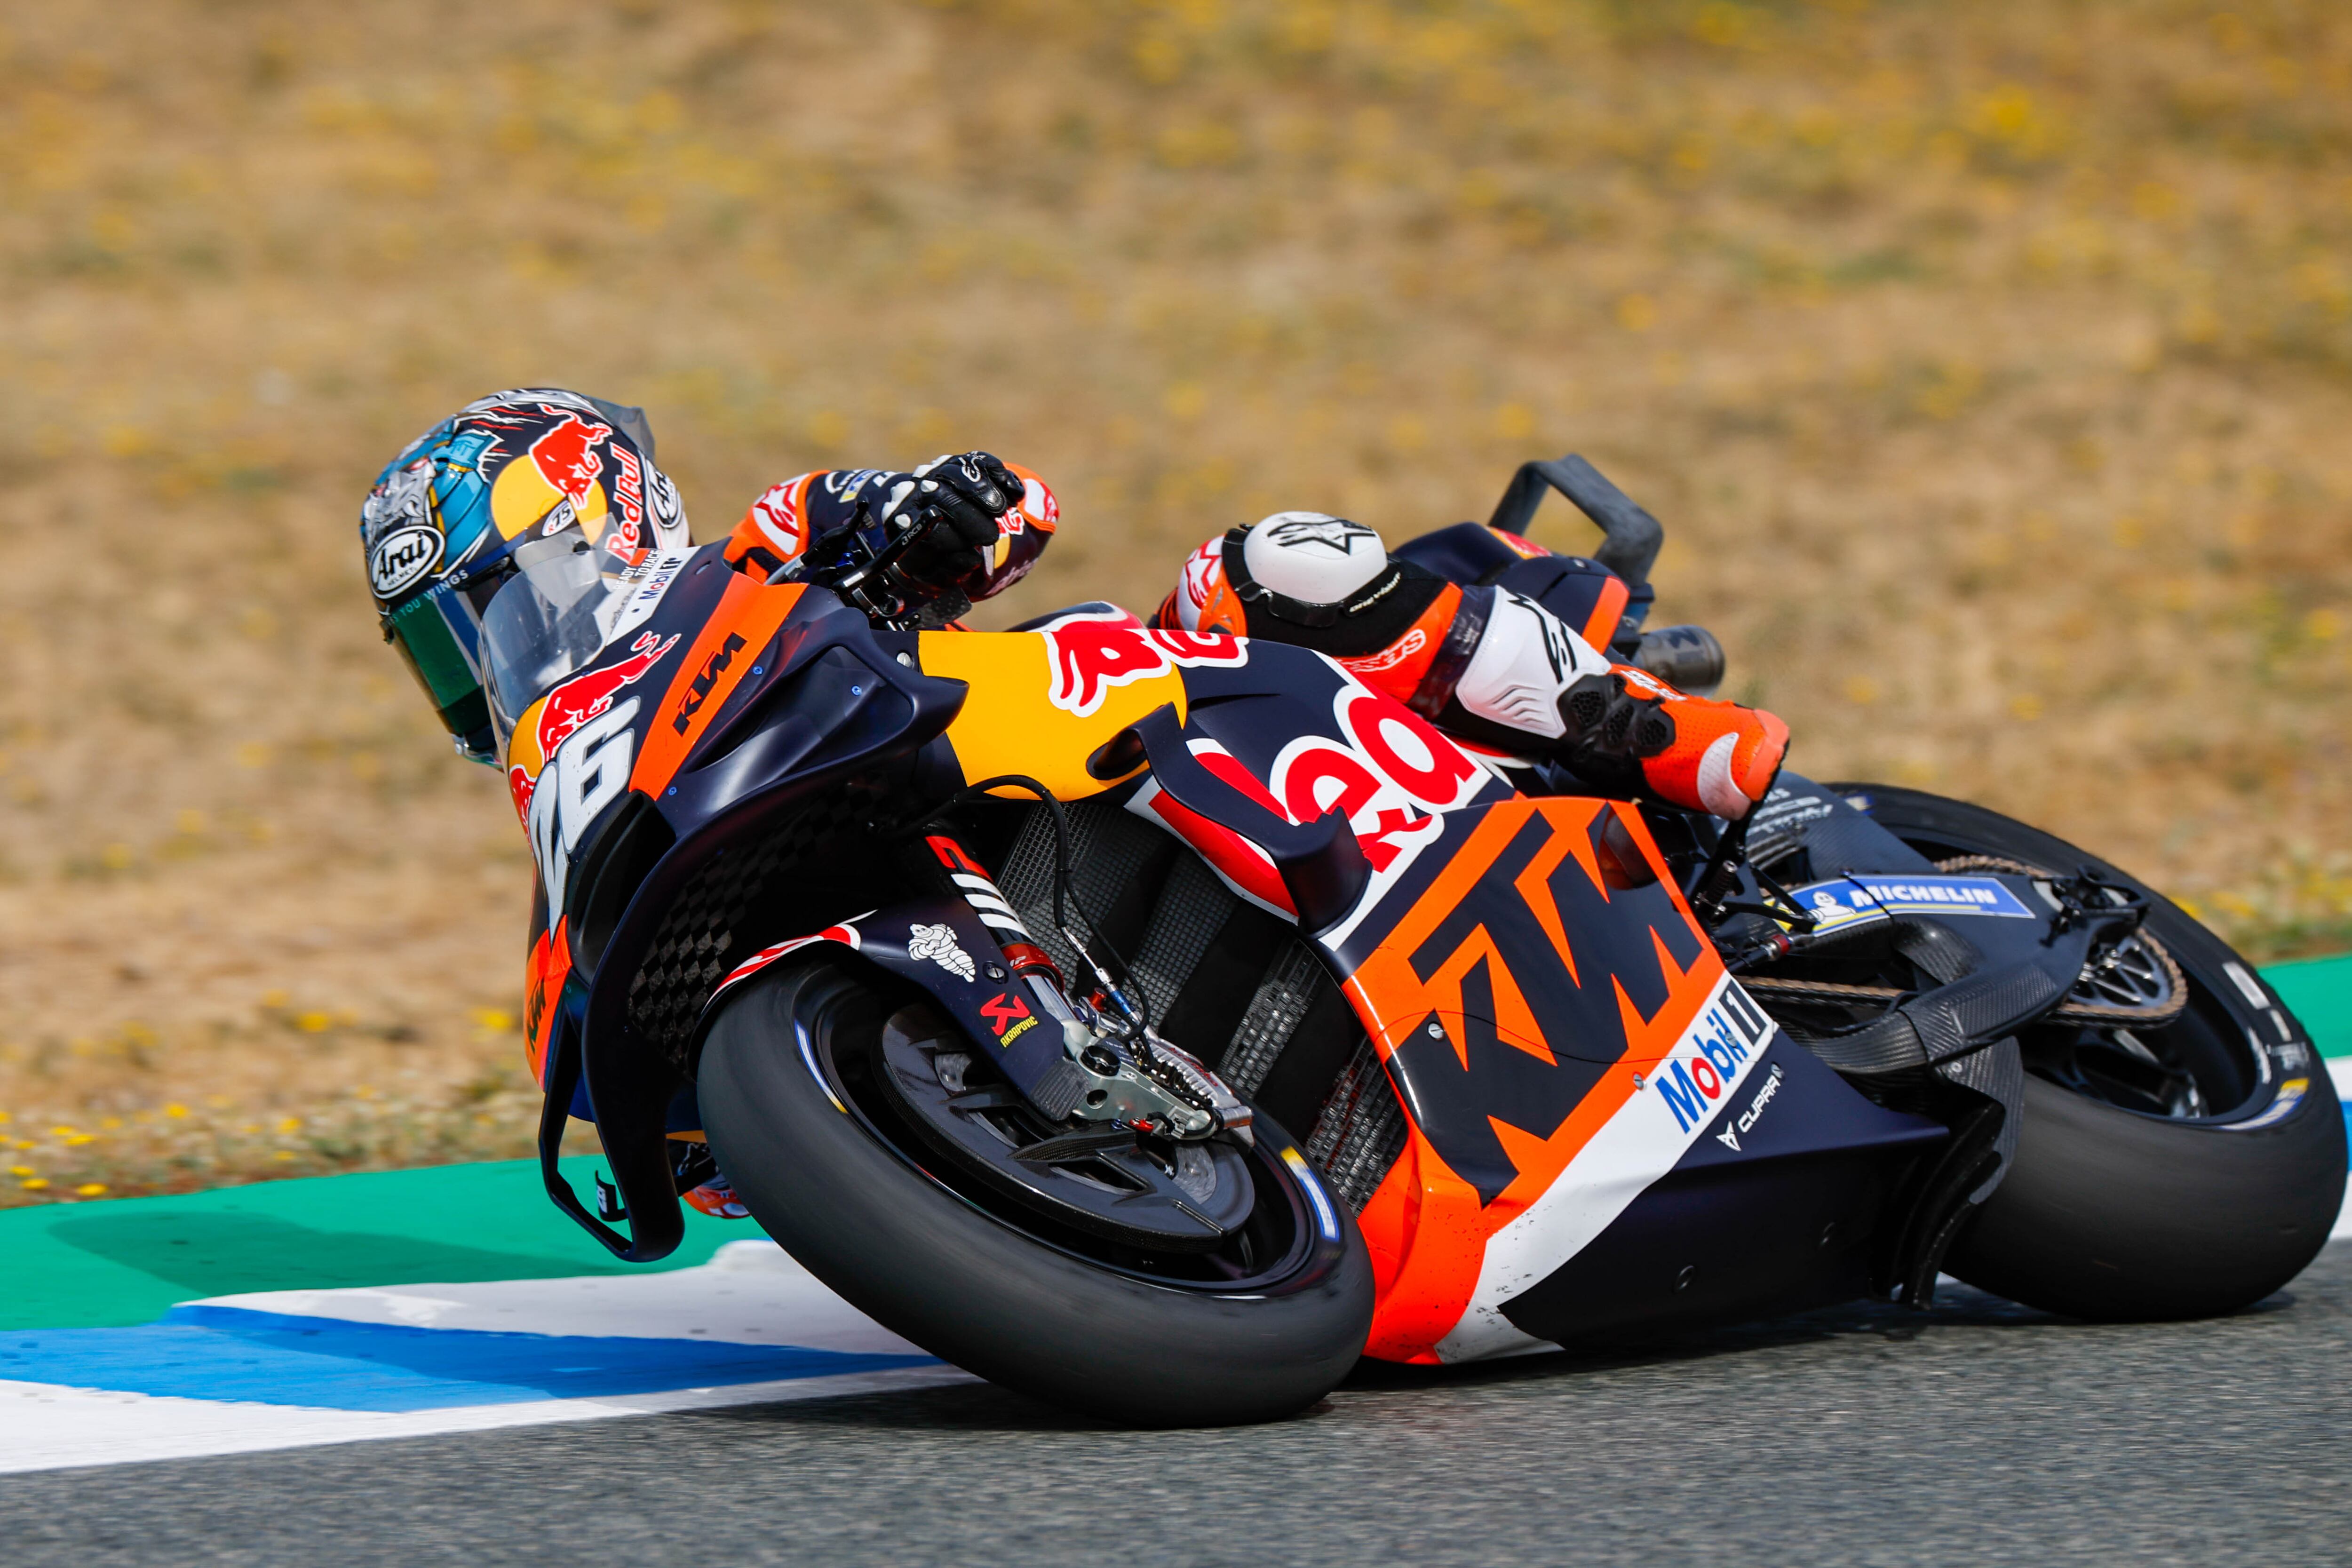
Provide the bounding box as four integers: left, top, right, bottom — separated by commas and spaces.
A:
1648, 980, 1778, 1140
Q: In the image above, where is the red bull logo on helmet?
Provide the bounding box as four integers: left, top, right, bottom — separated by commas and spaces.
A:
608, 445, 647, 558
489, 406, 617, 542
528, 409, 612, 505
1041, 612, 1246, 719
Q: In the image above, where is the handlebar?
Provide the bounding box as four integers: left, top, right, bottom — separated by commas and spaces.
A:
769, 502, 932, 625
1486, 454, 1665, 588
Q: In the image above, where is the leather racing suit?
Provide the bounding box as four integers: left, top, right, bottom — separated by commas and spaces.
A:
1151, 512, 1788, 820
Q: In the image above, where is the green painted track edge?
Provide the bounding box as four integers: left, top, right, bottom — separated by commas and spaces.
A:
2258, 953, 2352, 1063
0, 1156, 740, 1331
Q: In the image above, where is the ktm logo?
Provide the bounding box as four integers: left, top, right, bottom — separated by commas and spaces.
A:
673, 633, 749, 734
1349, 800, 1717, 1206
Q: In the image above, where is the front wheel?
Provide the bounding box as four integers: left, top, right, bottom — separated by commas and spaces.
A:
697, 958, 1373, 1425
1837, 783, 2346, 1320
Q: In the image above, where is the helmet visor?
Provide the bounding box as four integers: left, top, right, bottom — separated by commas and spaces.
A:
384, 580, 496, 761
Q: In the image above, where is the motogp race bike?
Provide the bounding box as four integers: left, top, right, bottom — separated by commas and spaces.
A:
498, 457, 2345, 1425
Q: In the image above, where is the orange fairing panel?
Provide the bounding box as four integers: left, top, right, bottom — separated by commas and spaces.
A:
1320, 797, 1778, 1363
525, 916, 571, 1087
629, 581, 805, 797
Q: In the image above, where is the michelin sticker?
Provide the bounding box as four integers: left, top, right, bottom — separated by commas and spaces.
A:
908, 922, 977, 984
1788, 874, 2035, 932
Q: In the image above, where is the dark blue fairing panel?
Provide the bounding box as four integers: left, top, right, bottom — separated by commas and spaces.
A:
1497, 1036, 1947, 1345
1392, 521, 1637, 650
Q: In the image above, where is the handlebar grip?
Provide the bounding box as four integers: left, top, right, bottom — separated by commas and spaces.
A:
1629, 624, 1725, 696
1486, 454, 1665, 588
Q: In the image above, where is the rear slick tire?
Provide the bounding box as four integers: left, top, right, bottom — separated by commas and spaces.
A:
1953, 1072, 2343, 1321
1838, 783, 2347, 1321
697, 958, 1374, 1426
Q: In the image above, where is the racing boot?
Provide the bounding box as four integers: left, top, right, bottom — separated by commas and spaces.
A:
673, 1140, 754, 1219
1561, 669, 1788, 820
683, 1172, 752, 1220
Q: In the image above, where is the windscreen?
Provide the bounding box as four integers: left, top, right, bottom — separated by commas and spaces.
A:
479, 533, 627, 744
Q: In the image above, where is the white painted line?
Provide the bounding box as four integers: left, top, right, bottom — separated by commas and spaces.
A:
2330, 1060, 2352, 1242
0, 1241, 973, 1474
190, 1240, 920, 1354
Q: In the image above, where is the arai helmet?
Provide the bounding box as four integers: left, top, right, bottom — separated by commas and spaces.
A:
361, 390, 690, 763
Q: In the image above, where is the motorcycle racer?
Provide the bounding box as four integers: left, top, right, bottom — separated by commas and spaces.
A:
363, 386, 1777, 828
1150, 511, 1788, 820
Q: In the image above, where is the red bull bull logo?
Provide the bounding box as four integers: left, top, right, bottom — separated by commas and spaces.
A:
507, 762, 538, 826
526, 409, 613, 509
506, 629, 680, 818
537, 629, 678, 756
1041, 613, 1246, 718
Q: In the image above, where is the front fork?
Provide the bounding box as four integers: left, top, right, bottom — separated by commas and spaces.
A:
916, 833, 1252, 1145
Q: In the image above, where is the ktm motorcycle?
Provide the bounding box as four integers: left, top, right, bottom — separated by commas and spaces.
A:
497, 456, 2345, 1425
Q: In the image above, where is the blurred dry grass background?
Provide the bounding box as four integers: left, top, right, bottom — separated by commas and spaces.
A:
1, 0, 2348, 1205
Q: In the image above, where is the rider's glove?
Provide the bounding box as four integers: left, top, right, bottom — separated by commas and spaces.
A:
883, 451, 1025, 595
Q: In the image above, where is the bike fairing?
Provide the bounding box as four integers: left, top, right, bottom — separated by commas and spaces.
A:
479, 450, 1817, 1361
493, 553, 1819, 1361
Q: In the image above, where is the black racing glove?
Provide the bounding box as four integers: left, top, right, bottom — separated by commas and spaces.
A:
884, 451, 1024, 595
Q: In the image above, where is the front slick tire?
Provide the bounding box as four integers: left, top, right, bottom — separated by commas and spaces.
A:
697, 959, 1373, 1427
1843, 784, 2347, 1321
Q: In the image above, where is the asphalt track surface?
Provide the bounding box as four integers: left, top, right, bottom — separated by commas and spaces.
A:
4, 1243, 2344, 1567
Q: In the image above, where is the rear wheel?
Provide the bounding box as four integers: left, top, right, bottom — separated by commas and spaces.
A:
697, 958, 1373, 1425
1835, 784, 2346, 1320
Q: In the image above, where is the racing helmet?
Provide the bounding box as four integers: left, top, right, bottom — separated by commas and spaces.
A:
362, 390, 690, 764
